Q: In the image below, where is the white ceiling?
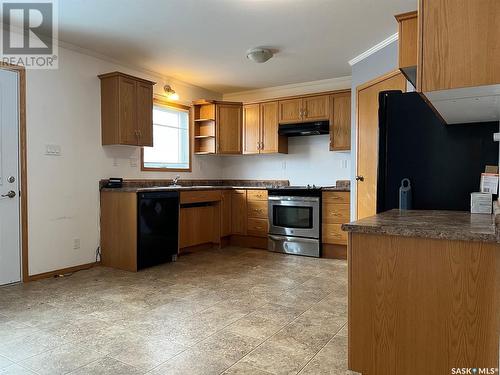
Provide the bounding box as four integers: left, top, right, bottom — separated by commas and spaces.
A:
57, 0, 416, 93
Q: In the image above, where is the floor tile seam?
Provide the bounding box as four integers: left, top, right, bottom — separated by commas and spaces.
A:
295, 321, 348, 375
143, 303, 262, 374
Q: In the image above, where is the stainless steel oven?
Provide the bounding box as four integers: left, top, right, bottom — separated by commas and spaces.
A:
268, 188, 321, 257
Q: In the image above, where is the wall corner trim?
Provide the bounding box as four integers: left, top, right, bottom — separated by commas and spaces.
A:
348, 33, 399, 67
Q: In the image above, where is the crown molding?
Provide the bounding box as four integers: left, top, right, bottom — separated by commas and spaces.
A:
57, 40, 222, 99
348, 33, 398, 66
223, 76, 352, 102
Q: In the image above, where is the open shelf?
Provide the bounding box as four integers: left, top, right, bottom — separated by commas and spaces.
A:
194, 118, 215, 122
194, 136, 215, 154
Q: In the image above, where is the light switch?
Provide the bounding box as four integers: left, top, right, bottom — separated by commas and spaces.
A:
129, 158, 138, 167
45, 144, 61, 156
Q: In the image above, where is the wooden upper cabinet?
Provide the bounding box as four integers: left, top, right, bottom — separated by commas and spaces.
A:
278, 95, 330, 123
302, 95, 330, 121
99, 72, 155, 146
117, 76, 137, 145
330, 93, 351, 151
136, 82, 153, 147
193, 100, 242, 154
261, 101, 287, 154
395, 11, 418, 86
217, 104, 242, 154
419, 0, 500, 93
243, 101, 287, 154
278, 98, 303, 124
243, 104, 260, 154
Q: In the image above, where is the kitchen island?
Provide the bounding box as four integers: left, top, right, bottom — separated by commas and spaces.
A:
342, 210, 499, 375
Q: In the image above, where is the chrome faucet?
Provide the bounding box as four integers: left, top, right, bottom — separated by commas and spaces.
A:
172, 175, 181, 186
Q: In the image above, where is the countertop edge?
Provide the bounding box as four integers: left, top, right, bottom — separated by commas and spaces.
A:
342, 223, 499, 243
101, 186, 351, 193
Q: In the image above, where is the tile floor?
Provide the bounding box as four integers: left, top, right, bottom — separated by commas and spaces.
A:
0, 247, 353, 375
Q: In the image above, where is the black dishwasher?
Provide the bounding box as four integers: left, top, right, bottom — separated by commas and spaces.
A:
137, 191, 179, 270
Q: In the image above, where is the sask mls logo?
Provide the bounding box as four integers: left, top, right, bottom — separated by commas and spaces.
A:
1, 0, 58, 69
452, 368, 499, 374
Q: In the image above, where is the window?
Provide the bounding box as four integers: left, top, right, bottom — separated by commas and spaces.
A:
142, 99, 191, 171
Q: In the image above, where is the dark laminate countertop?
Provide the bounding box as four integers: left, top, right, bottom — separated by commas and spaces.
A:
101, 185, 270, 193
342, 209, 499, 243
100, 179, 351, 193
321, 187, 350, 192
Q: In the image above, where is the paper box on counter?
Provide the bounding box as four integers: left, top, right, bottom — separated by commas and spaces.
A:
485, 165, 499, 174
480, 173, 499, 194
471, 192, 493, 214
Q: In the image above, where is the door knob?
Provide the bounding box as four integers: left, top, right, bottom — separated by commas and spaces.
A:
355, 176, 364, 182
1, 190, 16, 198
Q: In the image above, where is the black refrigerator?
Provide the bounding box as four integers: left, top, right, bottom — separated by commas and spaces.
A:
377, 91, 499, 212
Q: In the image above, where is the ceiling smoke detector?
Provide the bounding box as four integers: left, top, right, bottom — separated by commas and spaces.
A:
246, 48, 274, 63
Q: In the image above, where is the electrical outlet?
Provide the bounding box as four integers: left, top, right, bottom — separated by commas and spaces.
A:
340, 159, 349, 169
45, 144, 61, 156
73, 238, 80, 250
129, 158, 138, 167
113, 158, 119, 167
282, 161, 287, 170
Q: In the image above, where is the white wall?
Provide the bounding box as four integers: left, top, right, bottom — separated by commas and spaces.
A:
221, 77, 352, 186
26, 45, 222, 275
219, 135, 350, 186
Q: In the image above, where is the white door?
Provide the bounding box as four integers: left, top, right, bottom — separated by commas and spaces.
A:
0, 69, 21, 285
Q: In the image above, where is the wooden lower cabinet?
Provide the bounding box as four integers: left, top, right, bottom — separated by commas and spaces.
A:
349, 232, 500, 374
322, 224, 347, 245
247, 218, 268, 237
247, 200, 267, 219
100, 191, 138, 271
179, 205, 219, 249
221, 191, 232, 237
231, 190, 247, 235
179, 191, 222, 252
246, 190, 268, 238
322, 191, 350, 259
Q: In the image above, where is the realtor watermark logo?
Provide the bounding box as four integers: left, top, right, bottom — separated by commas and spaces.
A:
1, 0, 58, 69
451, 368, 499, 374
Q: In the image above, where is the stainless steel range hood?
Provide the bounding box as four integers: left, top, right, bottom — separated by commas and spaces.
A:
278, 121, 330, 137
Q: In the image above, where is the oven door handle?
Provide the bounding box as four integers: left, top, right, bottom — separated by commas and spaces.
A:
268, 200, 320, 208
268, 234, 319, 243
268, 196, 320, 202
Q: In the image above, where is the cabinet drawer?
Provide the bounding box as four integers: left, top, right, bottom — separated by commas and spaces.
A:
180, 190, 221, 204
247, 200, 268, 219
322, 203, 350, 224
247, 190, 268, 201
247, 218, 268, 237
322, 191, 350, 204
322, 224, 347, 245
